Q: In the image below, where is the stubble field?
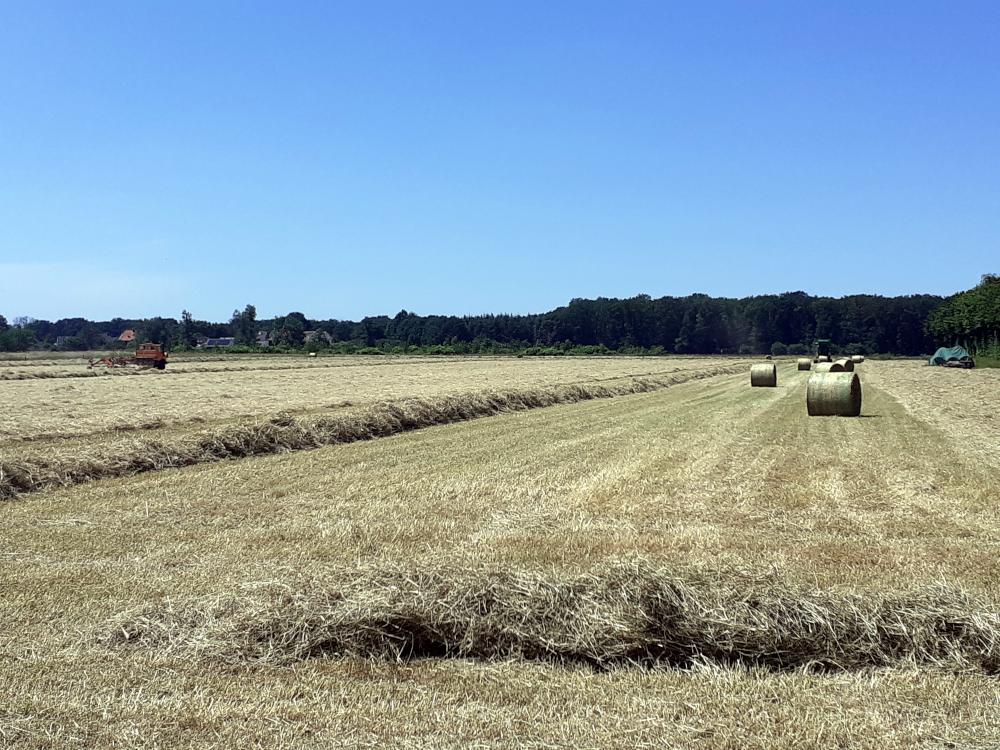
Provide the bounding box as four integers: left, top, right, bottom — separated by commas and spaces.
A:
2, 355, 999, 748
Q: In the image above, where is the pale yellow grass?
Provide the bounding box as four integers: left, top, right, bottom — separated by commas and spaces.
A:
864, 359, 1000, 468
2, 361, 1000, 748
0, 355, 736, 443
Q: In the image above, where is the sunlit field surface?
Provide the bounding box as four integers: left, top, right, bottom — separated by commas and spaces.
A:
3, 356, 1000, 749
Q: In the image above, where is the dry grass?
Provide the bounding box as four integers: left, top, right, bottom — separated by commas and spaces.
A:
3, 359, 1000, 748
0, 364, 744, 499
864, 360, 1000, 468
0, 355, 741, 443
103, 561, 1000, 673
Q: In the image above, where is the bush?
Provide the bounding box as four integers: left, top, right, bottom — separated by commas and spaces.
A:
770, 342, 788, 356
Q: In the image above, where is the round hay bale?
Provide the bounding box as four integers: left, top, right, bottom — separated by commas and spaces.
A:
834, 357, 855, 372
813, 361, 846, 373
796, 358, 812, 371
807, 372, 862, 416
851, 354, 865, 363
817, 355, 832, 363
750, 363, 777, 387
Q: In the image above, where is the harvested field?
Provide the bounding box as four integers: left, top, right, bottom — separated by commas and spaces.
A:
0, 364, 746, 499
0, 355, 739, 443
3, 357, 1000, 748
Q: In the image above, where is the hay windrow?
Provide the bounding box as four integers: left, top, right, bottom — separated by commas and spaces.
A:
98, 562, 1000, 673
0, 365, 745, 499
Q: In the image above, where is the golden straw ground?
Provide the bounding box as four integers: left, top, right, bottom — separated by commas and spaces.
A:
3, 359, 1000, 748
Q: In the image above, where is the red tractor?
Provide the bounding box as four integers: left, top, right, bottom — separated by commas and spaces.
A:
89, 342, 168, 370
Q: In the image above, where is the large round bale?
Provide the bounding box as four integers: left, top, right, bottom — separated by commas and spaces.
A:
851, 354, 865, 364
813, 361, 844, 373
807, 372, 862, 416
816, 355, 832, 363
796, 358, 812, 371
750, 363, 777, 387
834, 357, 855, 372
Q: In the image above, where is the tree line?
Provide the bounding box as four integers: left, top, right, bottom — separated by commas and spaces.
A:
1, 280, 994, 356
926, 274, 1000, 359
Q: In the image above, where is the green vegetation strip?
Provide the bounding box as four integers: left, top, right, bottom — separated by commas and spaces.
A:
101, 561, 1000, 673
0, 364, 745, 499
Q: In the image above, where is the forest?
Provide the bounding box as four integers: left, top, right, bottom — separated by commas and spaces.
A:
1, 278, 996, 357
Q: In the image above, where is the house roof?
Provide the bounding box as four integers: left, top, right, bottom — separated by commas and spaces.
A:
118, 329, 136, 342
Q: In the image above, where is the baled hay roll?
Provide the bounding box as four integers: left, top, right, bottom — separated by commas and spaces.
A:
816, 355, 832, 363
851, 355, 865, 363
834, 357, 855, 372
807, 372, 862, 416
813, 361, 844, 373
750, 362, 777, 387
796, 358, 812, 371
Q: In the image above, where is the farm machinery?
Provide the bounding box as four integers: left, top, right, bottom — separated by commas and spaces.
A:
89, 342, 168, 370
813, 339, 833, 363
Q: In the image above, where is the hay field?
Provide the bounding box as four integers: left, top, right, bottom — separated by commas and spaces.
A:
3, 358, 1000, 748
0, 355, 735, 443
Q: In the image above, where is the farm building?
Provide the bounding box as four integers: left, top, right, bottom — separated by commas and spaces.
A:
200, 337, 237, 348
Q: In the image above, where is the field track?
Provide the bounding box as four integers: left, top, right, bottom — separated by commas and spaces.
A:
3, 360, 1000, 748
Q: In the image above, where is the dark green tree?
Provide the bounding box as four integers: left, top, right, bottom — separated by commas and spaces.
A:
180, 310, 195, 347
229, 304, 258, 345
927, 274, 1000, 355
272, 313, 305, 347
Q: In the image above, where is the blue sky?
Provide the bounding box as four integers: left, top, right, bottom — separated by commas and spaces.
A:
1, 1, 997, 321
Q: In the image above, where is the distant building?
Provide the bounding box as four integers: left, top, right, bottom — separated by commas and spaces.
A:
118, 329, 136, 343
200, 337, 237, 348
256, 331, 271, 347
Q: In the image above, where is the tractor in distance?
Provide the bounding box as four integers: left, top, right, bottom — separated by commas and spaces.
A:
88, 342, 168, 370
814, 339, 833, 363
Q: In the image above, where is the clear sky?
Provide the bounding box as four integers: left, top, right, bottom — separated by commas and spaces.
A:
1, 1, 998, 322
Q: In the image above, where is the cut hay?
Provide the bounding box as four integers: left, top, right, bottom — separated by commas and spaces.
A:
816, 355, 832, 363
750, 363, 777, 387
0, 364, 747, 500
807, 372, 862, 416
796, 358, 812, 371
98, 562, 1000, 674
834, 358, 855, 372
851, 355, 865, 363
